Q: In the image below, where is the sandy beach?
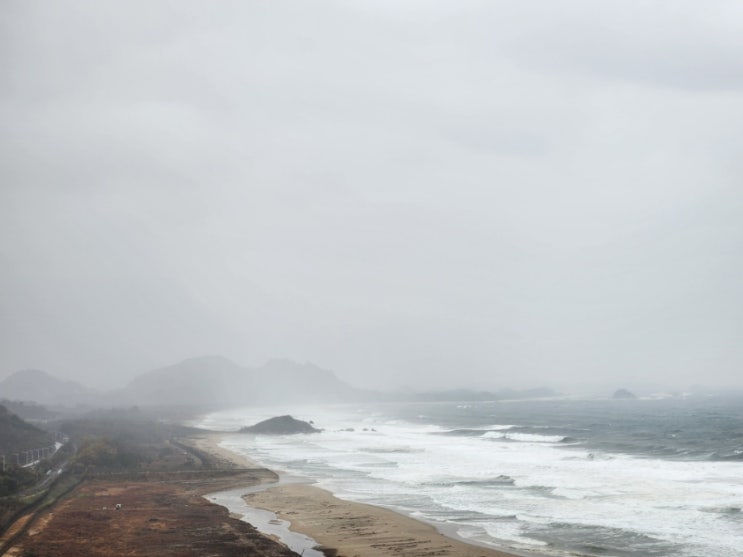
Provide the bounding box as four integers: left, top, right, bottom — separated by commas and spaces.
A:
246, 483, 523, 557
197, 434, 524, 557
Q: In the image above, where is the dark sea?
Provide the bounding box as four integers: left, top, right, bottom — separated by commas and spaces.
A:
201, 396, 743, 557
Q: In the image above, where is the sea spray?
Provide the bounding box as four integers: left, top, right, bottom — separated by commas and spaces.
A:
201, 398, 743, 557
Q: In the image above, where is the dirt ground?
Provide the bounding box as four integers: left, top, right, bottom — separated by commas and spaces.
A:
7, 480, 299, 557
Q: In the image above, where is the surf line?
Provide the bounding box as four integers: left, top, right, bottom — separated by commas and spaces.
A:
207, 475, 325, 557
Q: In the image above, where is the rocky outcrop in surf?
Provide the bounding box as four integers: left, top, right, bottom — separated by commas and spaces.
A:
239, 415, 321, 435
612, 389, 637, 399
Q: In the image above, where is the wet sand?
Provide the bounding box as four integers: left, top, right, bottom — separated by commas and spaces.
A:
198, 433, 526, 557
246, 483, 523, 557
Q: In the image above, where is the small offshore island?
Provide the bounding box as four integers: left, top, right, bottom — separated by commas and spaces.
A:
240, 415, 322, 434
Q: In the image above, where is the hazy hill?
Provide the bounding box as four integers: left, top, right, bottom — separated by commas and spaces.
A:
612, 388, 637, 399
115, 355, 366, 408
0, 404, 54, 453
410, 386, 558, 402
0, 399, 58, 422
115, 355, 245, 407
248, 359, 359, 402
0, 369, 94, 406
2, 357, 559, 411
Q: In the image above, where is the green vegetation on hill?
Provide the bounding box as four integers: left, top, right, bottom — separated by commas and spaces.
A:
0, 467, 35, 497
72, 437, 146, 469
0, 400, 57, 422
0, 405, 53, 453
62, 407, 206, 473
0, 409, 66, 505
0, 407, 212, 532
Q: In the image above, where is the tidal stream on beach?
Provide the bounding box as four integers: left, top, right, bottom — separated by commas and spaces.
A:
199, 397, 743, 557
209, 478, 325, 557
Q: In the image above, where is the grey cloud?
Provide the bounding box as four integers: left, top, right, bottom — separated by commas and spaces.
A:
1, 0, 742, 392
508, 2, 743, 91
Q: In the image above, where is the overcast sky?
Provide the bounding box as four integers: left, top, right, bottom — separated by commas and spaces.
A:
1, 0, 742, 392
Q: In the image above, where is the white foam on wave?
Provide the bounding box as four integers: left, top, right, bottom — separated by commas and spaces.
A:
481, 431, 566, 443
485, 424, 518, 430
203, 404, 743, 557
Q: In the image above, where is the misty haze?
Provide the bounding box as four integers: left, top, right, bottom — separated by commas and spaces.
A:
1, 2, 742, 557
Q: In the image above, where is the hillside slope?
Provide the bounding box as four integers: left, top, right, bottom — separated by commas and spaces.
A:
0, 405, 54, 453
114, 355, 365, 408
0, 369, 93, 406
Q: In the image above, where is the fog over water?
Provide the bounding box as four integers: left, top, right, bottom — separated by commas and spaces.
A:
1, 1, 742, 392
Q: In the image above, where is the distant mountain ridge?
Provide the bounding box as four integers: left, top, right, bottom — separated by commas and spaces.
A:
112, 355, 363, 407
408, 386, 558, 402
0, 369, 94, 406
0, 357, 363, 409
119, 355, 244, 406
2, 356, 560, 410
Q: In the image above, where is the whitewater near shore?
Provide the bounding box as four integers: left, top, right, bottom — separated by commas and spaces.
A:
196, 432, 522, 557
198, 398, 743, 557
